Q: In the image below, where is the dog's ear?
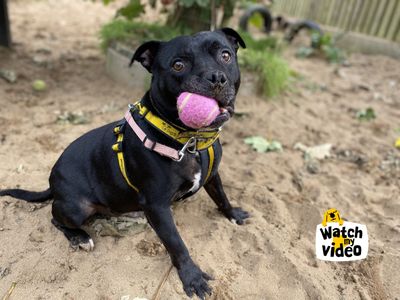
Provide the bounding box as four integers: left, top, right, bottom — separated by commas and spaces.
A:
130, 41, 161, 72
218, 27, 246, 51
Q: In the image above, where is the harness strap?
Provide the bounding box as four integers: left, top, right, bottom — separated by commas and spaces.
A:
205, 145, 215, 183
112, 127, 139, 192
125, 110, 182, 161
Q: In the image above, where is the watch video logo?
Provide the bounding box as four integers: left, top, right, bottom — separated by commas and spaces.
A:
316, 208, 368, 261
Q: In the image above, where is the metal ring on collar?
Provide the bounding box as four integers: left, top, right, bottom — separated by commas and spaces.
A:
177, 137, 197, 162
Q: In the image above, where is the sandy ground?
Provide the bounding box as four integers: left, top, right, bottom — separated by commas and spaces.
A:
1, 0, 400, 299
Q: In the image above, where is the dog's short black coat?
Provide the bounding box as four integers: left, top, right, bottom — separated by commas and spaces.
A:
0, 28, 249, 299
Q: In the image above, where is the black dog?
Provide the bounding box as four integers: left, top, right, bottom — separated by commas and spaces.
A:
0, 28, 248, 299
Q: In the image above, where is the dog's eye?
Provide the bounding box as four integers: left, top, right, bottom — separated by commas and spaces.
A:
172, 60, 185, 72
221, 51, 231, 63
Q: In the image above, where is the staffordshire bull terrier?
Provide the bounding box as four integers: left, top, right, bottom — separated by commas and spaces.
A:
0, 28, 248, 299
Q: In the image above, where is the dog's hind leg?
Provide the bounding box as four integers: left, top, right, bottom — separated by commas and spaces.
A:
51, 198, 96, 251
51, 219, 94, 251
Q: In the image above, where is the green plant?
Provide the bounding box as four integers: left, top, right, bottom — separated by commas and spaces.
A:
322, 45, 345, 64
101, 0, 145, 20
238, 31, 281, 52
296, 31, 346, 64
296, 46, 314, 58
239, 49, 289, 98
100, 20, 182, 51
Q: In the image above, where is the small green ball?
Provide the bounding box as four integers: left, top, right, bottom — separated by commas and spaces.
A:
32, 80, 47, 91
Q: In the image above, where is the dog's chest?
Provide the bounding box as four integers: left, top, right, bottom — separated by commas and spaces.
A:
173, 154, 203, 200
188, 170, 202, 193
184, 155, 203, 193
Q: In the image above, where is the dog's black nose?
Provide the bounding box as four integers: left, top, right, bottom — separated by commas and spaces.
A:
330, 213, 336, 218
206, 71, 227, 87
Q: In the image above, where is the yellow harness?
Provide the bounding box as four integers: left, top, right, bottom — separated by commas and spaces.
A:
112, 103, 219, 192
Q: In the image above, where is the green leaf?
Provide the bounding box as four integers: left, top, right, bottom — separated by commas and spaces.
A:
311, 31, 332, 49
244, 136, 282, 153
268, 140, 283, 151
102, 0, 114, 5
296, 46, 314, 58
322, 45, 345, 64
356, 107, 376, 121
311, 31, 321, 48
116, 0, 145, 20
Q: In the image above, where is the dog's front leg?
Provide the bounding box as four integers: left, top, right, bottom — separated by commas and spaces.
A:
204, 172, 249, 225
143, 204, 212, 299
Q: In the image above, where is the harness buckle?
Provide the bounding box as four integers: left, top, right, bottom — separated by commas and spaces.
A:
143, 136, 157, 151
128, 103, 137, 112
177, 137, 197, 162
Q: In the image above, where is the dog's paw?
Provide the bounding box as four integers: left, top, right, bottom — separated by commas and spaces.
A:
70, 237, 95, 252
223, 207, 249, 225
178, 263, 213, 299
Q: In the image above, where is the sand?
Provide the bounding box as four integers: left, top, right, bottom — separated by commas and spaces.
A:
0, 1, 399, 299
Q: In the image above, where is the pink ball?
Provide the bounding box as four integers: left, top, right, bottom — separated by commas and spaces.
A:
177, 92, 220, 129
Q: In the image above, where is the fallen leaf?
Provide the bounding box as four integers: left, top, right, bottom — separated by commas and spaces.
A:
0, 69, 17, 83
56, 111, 90, 125
294, 143, 332, 160
244, 136, 282, 153
356, 107, 376, 121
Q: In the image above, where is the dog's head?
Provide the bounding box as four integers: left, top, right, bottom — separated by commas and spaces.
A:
131, 28, 246, 129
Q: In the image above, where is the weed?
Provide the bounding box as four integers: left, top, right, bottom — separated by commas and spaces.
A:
239, 49, 289, 98
296, 31, 346, 64
100, 20, 183, 51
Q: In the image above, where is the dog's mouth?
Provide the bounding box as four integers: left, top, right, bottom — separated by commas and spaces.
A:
180, 79, 236, 129
208, 104, 233, 129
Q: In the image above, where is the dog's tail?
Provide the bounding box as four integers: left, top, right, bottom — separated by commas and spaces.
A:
0, 188, 52, 202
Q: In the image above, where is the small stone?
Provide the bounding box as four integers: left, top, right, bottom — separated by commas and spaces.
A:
351, 274, 358, 283
0, 267, 10, 278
